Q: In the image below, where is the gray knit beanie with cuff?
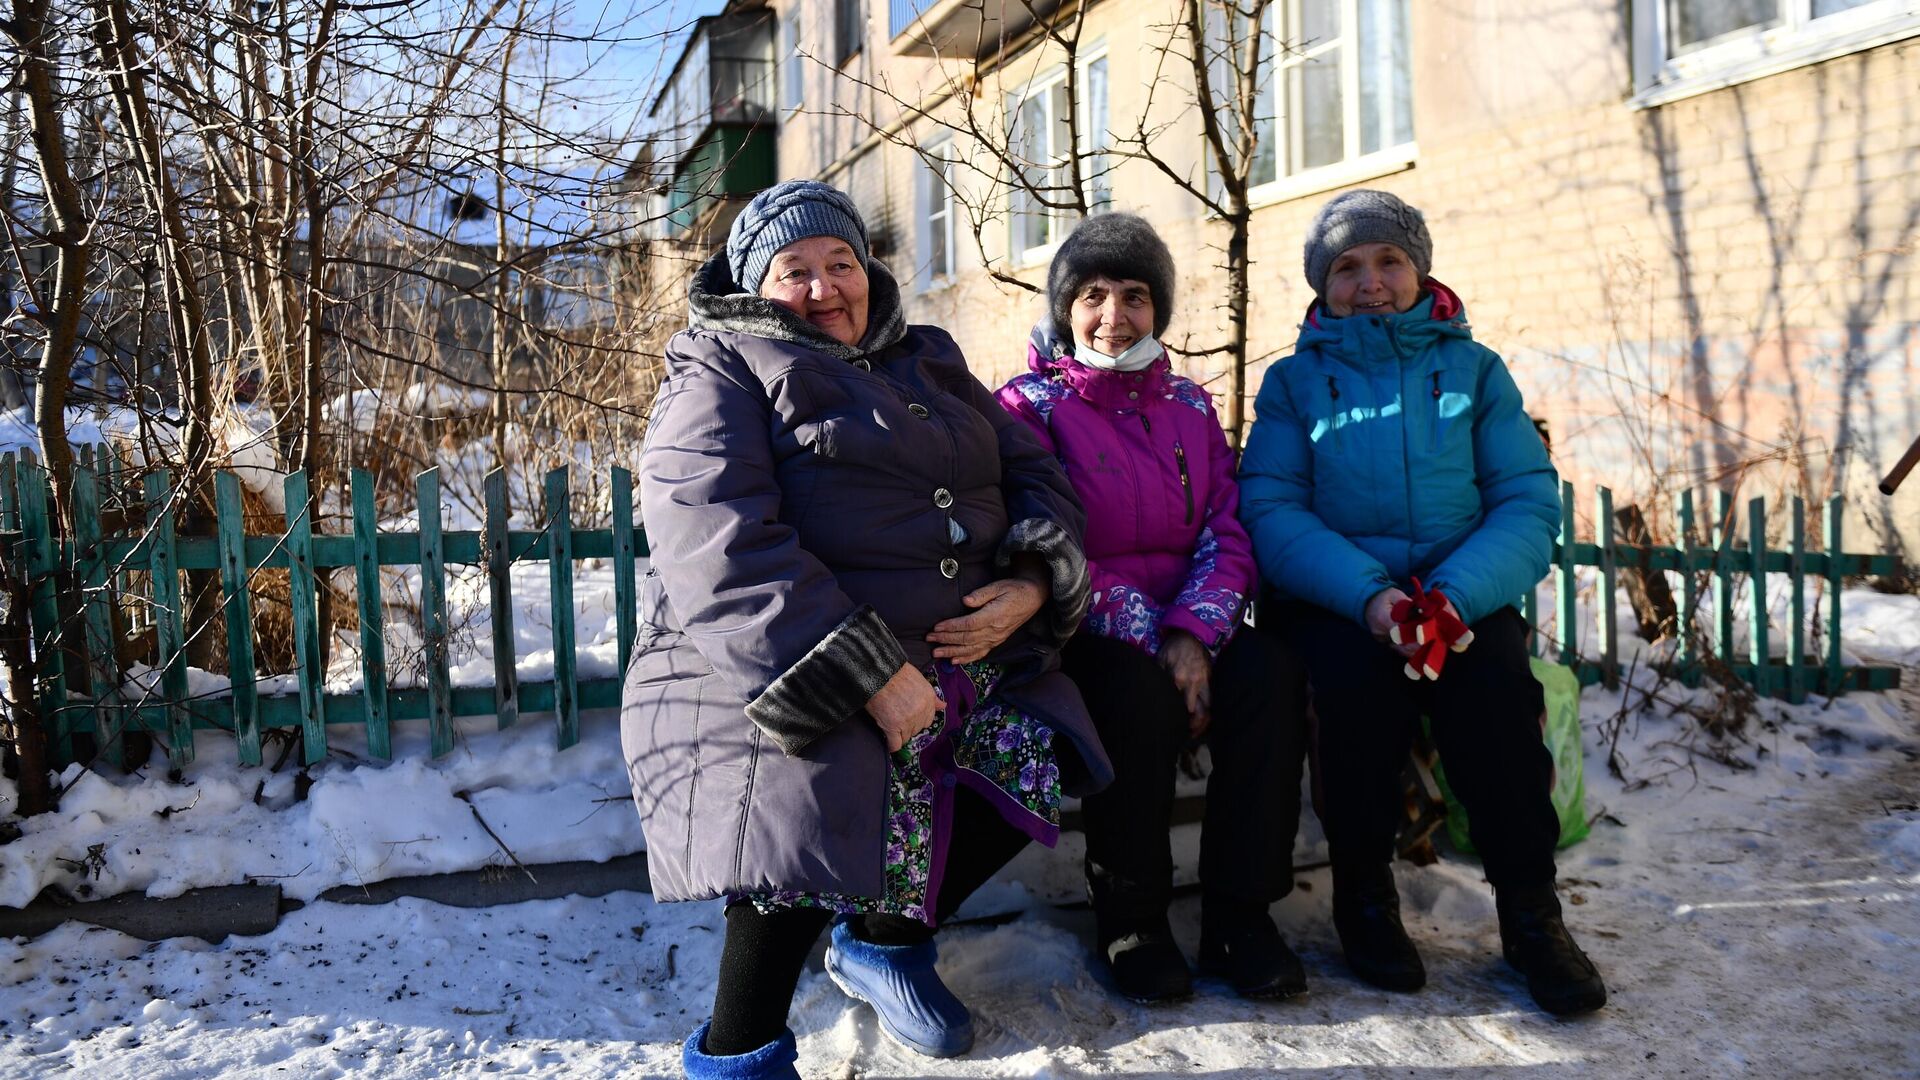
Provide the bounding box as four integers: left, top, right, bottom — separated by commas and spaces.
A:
727, 179, 870, 293
1302, 189, 1432, 299
1046, 213, 1176, 346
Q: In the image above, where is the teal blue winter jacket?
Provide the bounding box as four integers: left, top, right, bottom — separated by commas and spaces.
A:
1238, 281, 1559, 628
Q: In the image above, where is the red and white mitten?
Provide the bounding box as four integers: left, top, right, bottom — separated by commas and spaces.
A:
1389, 577, 1474, 680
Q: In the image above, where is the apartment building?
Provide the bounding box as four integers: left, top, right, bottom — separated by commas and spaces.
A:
641, 0, 1920, 560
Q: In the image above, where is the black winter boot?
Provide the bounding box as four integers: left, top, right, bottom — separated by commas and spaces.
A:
1331, 864, 1425, 992
1199, 897, 1306, 999
1089, 870, 1191, 1003
1496, 885, 1607, 1016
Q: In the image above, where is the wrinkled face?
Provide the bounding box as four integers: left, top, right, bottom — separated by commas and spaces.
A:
757, 236, 870, 347
1070, 276, 1156, 358
1324, 242, 1422, 317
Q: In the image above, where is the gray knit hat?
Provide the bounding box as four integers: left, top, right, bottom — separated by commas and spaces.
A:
726, 179, 870, 293
1302, 189, 1432, 299
1047, 213, 1176, 345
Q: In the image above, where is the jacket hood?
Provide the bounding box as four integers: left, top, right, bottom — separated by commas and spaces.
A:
1295, 278, 1471, 358
688, 250, 908, 359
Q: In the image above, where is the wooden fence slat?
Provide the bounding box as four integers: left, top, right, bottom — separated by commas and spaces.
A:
73, 464, 123, 762
144, 472, 193, 766
1596, 486, 1618, 689
1675, 490, 1698, 680
1824, 495, 1845, 694
1748, 496, 1771, 701
0, 454, 18, 531
1787, 496, 1807, 704
612, 466, 637, 673
351, 470, 391, 760
485, 468, 519, 730
19, 460, 69, 761
1713, 489, 1734, 663
283, 471, 328, 765
545, 467, 579, 750
72, 466, 125, 760
417, 468, 454, 758
1555, 479, 1577, 667
215, 472, 262, 766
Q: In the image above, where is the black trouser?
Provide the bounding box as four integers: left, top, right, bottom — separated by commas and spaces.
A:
1279, 602, 1559, 890
704, 787, 1031, 1056
1062, 626, 1309, 925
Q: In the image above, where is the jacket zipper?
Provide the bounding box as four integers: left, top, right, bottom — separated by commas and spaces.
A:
1174, 443, 1194, 524
1325, 374, 1341, 452
1139, 413, 1194, 526
1429, 370, 1443, 453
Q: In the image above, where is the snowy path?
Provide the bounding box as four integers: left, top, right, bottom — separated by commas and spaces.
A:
2, 705, 1915, 1077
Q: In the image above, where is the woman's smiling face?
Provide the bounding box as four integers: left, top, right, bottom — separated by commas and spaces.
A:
757, 236, 870, 346
1323, 242, 1421, 318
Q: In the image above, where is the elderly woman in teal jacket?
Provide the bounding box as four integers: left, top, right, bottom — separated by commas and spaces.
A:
1238, 190, 1606, 1016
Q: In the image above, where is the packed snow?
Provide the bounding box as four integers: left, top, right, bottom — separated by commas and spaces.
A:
0, 582, 1916, 1077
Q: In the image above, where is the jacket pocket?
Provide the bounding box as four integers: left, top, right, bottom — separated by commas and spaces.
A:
1311, 374, 1346, 456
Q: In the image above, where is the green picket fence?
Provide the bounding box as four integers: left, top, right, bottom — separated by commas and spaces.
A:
0, 447, 645, 770
1521, 480, 1903, 701
0, 457, 1903, 773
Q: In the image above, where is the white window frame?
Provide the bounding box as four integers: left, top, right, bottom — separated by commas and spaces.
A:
1242, 0, 1418, 210
1631, 0, 1920, 108
1005, 43, 1111, 268
916, 136, 958, 290
782, 6, 805, 113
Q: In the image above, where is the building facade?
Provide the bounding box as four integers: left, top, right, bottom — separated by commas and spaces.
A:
647, 0, 1920, 564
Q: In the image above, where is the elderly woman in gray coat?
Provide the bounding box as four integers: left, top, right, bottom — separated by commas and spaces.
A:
622, 180, 1105, 1080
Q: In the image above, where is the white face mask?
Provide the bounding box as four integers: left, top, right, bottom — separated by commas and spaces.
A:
1077, 334, 1161, 372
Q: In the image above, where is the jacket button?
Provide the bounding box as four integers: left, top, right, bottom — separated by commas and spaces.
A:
1128, 391, 1139, 400
933, 488, 953, 509
853, 358, 871, 371
941, 773, 958, 789
939, 557, 960, 578
909, 403, 930, 419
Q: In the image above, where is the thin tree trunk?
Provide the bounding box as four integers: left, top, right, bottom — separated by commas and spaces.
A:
11, 0, 89, 512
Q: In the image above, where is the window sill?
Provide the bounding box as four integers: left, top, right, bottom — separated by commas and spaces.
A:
1631, 16, 1920, 109
1246, 144, 1419, 213
1011, 238, 1065, 270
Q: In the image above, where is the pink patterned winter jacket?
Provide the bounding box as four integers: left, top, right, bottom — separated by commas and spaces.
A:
997, 333, 1256, 657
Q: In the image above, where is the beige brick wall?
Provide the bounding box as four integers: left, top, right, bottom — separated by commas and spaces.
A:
765, 0, 1920, 564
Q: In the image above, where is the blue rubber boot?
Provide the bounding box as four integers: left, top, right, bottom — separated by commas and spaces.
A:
681, 1022, 801, 1079
823, 919, 974, 1057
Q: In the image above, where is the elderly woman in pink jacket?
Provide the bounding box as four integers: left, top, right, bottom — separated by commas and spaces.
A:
994, 214, 1310, 1003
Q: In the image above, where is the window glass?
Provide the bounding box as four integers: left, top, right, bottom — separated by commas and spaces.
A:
783, 9, 804, 110
1242, 0, 1413, 191
1668, 0, 1781, 51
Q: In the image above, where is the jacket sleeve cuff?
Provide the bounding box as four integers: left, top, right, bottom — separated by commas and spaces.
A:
745, 605, 908, 756
1161, 603, 1241, 656
997, 517, 1091, 646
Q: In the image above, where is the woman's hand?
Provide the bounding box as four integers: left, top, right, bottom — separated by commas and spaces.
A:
1159, 629, 1213, 738
927, 577, 1047, 663
866, 664, 940, 752
1365, 586, 1420, 658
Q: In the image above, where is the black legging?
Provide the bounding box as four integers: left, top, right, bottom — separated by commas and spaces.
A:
1063, 627, 1308, 922
703, 786, 1033, 1056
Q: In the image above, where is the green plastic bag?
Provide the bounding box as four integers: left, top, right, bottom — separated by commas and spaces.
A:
1428, 657, 1589, 853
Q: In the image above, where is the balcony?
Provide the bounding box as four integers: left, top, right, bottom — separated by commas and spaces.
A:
643, 12, 777, 171
890, 0, 1065, 57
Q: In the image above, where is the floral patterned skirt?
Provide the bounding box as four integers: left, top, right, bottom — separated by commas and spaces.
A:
745, 660, 1063, 924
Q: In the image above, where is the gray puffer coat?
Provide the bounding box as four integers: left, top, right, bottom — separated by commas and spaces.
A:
622, 253, 1106, 904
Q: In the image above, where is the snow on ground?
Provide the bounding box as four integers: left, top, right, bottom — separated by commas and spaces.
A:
0, 590, 1917, 1077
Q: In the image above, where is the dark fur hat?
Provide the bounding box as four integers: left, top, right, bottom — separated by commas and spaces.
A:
1047, 214, 1175, 345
